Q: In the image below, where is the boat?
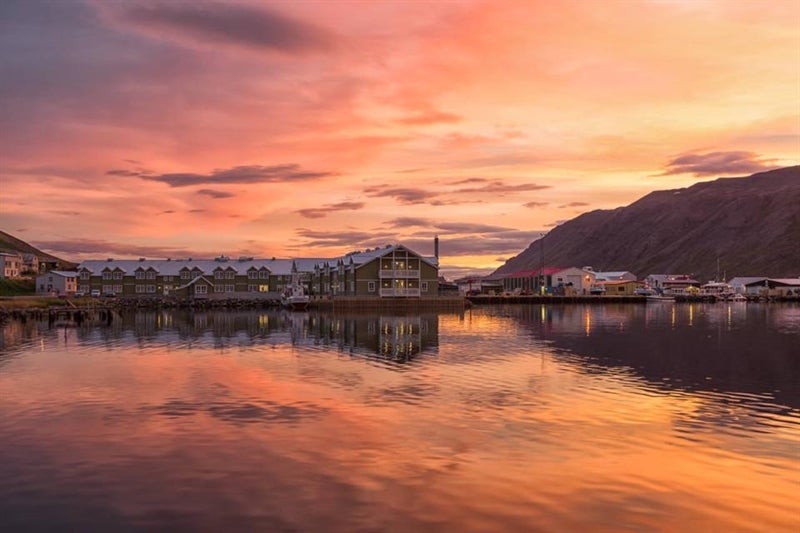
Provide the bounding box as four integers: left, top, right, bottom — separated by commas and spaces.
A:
731, 293, 748, 302
646, 294, 675, 302
281, 275, 310, 311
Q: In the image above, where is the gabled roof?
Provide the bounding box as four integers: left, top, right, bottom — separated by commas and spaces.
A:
47, 270, 79, 278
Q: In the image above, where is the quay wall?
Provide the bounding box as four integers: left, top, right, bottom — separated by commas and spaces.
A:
311, 297, 467, 312
467, 295, 647, 305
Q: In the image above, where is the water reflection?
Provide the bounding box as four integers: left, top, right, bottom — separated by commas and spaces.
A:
0, 304, 798, 532
1, 310, 440, 364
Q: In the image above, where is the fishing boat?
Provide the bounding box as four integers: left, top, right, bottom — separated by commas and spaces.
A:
281, 275, 310, 311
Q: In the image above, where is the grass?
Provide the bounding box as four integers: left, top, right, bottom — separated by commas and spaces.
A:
0, 278, 35, 297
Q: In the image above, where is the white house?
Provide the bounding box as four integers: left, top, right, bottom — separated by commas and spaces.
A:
36, 270, 78, 295
552, 267, 596, 295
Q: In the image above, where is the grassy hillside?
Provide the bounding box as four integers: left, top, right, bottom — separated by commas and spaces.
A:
0, 278, 36, 296
0, 230, 76, 269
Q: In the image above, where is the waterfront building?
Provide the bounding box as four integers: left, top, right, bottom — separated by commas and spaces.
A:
595, 279, 645, 295
35, 270, 78, 295
593, 270, 637, 282
75, 243, 438, 300
551, 267, 595, 295
0, 252, 23, 279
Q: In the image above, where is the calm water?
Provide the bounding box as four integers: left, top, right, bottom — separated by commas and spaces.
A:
1, 303, 798, 532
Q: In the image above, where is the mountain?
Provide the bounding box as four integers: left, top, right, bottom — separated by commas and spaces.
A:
0, 230, 76, 270
494, 166, 800, 281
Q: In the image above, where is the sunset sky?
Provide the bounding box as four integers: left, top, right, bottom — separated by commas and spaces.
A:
1, 0, 798, 278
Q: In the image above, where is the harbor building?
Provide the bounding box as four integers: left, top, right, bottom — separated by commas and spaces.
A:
75, 242, 438, 301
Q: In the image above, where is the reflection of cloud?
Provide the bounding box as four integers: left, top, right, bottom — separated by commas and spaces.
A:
663, 151, 779, 177
296, 201, 364, 219
111, 1, 335, 54
197, 189, 235, 199
110, 164, 335, 187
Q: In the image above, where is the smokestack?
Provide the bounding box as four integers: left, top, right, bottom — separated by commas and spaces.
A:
434, 235, 439, 259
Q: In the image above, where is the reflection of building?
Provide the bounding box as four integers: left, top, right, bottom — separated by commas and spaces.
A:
304, 313, 439, 361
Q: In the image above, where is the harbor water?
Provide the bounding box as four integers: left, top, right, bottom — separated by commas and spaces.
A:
1, 303, 798, 532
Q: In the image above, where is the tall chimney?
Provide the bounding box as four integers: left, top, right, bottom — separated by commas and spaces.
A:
434, 235, 439, 259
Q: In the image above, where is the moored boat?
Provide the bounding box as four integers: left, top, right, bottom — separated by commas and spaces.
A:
281, 275, 310, 311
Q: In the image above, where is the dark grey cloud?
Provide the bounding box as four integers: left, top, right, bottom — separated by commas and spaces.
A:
189, 209, 206, 213
160, 210, 175, 214
296, 201, 364, 219
364, 186, 439, 204
455, 181, 550, 194
48, 210, 81, 216
32, 238, 202, 259
197, 189, 235, 199
294, 228, 396, 248
385, 217, 433, 228
524, 201, 548, 208
448, 177, 487, 185
117, 1, 334, 54
558, 201, 589, 208
108, 164, 335, 187
663, 151, 779, 177
402, 231, 545, 257
386, 217, 514, 234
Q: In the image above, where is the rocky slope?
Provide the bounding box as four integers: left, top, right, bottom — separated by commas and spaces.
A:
494, 166, 800, 281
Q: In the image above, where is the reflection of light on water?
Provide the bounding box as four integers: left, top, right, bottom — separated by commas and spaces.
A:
689, 304, 694, 327
584, 308, 591, 336
727, 305, 732, 330
258, 314, 269, 328
540, 305, 546, 323
671, 306, 676, 328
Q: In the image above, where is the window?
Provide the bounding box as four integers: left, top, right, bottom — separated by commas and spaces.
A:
368, 281, 376, 292
215, 285, 225, 293
135, 271, 145, 280
164, 276, 173, 282
80, 285, 89, 293
259, 270, 269, 279
248, 271, 259, 280
102, 285, 112, 294
80, 271, 90, 280
146, 271, 156, 280
113, 271, 123, 280
102, 271, 112, 280
146, 285, 156, 293
225, 284, 235, 293
113, 285, 123, 293
248, 284, 258, 292
421, 282, 428, 292
181, 271, 191, 280
225, 271, 235, 279
214, 271, 225, 279
259, 285, 269, 292
136, 285, 146, 293
195, 284, 207, 294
